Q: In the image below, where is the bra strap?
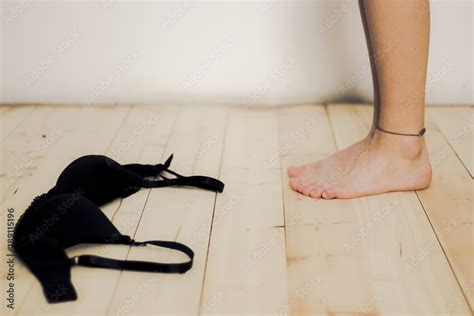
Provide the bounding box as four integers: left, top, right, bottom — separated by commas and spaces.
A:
143, 176, 224, 193
70, 239, 194, 274
144, 154, 225, 193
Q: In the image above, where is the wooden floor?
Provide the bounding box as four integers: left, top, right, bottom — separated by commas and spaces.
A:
0, 104, 472, 315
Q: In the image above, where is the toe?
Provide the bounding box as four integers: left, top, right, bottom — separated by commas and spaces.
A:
296, 177, 314, 192
298, 173, 321, 187
289, 178, 301, 191
321, 188, 337, 199
309, 185, 324, 199
287, 165, 304, 177
302, 182, 321, 197
302, 186, 313, 196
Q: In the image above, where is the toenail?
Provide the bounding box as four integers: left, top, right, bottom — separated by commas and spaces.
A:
322, 192, 328, 199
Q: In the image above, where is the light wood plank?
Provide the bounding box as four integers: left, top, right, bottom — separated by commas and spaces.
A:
279, 104, 470, 315
0, 105, 36, 142
106, 106, 227, 315
280, 105, 367, 315
200, 108, 288, 314
1, 106, 63, 203
418, 114, 473, 309
429, 106, 474, 177
0, 106, 130, 315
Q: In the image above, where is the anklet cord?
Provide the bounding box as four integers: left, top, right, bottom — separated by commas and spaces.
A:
376, 125, 426, 137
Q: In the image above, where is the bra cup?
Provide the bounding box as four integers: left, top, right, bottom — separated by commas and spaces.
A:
13, 193, 128, 303
14, 194, 125, 250
13, 193, 52, 240
14, 233, 77, 303
51, 155, 144, 206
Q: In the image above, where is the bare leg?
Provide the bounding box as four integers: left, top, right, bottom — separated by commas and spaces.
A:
288, 0, 432, 199
287, 0, 380, 182
359, 0, 380, 131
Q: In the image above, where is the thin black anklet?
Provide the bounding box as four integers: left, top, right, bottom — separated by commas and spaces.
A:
376, 125, 426, 137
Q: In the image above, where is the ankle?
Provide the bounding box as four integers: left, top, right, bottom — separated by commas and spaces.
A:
369, 129, 426, 160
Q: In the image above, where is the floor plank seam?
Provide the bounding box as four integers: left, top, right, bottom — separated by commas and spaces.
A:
275, 109, 291, 311
105, 106, 182, 315
1, 105, 37, 143
104, 105, 135, 154
414, 190, 473, 311
428, 112, 474, 179
324, 104, 339, 150
197, 109, 230, 314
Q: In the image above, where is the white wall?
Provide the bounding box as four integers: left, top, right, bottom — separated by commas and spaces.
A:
1, 0, 472, 106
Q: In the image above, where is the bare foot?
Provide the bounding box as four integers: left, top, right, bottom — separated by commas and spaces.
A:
287, 130, 432, 199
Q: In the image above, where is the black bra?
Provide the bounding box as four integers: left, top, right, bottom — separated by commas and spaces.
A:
48, 154, 224, 206
13, 154, 224, 303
